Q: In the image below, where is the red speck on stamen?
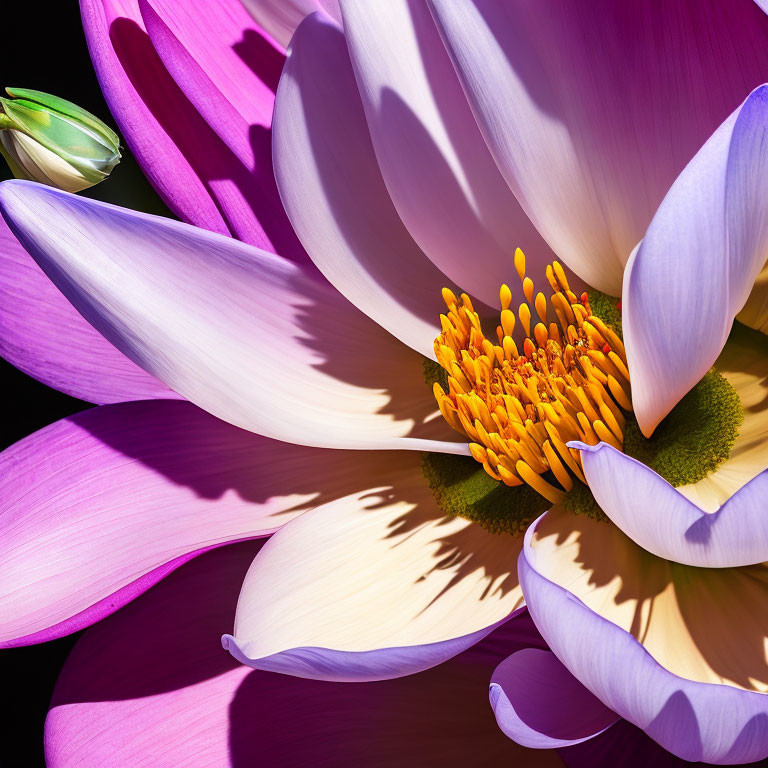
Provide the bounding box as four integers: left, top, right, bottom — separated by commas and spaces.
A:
520, 356, 528, 364
617, 300, 622, 311
602, 343, 611, 354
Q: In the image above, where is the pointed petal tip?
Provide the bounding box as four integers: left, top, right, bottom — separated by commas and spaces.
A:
625, 80, 768, 430
0, 176, 30, 209
0, 181, 454, 450
0, 178, 75, 224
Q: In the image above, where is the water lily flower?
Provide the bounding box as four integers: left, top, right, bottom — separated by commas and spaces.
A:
2, 0, 768, 766
0, 87, 120, 192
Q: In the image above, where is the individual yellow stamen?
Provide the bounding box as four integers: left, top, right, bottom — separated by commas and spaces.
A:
519, 303, 532, 338
516, 460, 565, 504
553, 292, 576, 326
552, 261, 570, 292
433, 261, 631, 500
544, 422, 587, 482
514, 247, 526, 282
500, 284, 513, 310
533, 322, 549, 348
577, 412, 599, 443
523, 277, 535, 304
608, 351, 630, 381
608, 374, 633, 410
469, 442, 487, 462
498, 464, 524, 487
500, 308, 516, 338
587, 349, 623, 382
542, 439, 574, 491
588, 315, 626, 362
594, 420, 622, 450
587, 380, 626, 431
441, 287, 458, 309
597, 401, 624, 442
545, 265, 559, 292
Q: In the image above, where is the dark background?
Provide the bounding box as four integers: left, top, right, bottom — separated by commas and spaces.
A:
2, 4, 170, 766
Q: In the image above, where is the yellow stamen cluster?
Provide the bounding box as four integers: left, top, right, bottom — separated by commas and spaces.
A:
433, 249, 632, 505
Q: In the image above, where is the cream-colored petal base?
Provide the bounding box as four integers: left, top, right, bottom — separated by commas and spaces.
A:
531, 508, 768, 693
231, 453, 526, 659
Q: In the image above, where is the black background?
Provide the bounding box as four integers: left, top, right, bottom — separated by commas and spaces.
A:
2, 4, 170, 766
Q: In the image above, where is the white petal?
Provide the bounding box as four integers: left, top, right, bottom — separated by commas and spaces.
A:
0, 180, 465, 452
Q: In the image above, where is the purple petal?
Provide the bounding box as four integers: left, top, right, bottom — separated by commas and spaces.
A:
46, 544, 560, 767
274, 13, 467, 358
559, 718, 745, 768
80, 0, 285, 250
491, 648, 619, 749
338, 0, 574, 309
141, 0, 281, 160
0, 399, 416, 646
624, 85, 768, 435
0, 216, 176, 403
0, 180, 465, 452
520, 510, 768, 764
224, 461, 526, 681
138, 0, 307, 263
429, 0, 768, 295
574, 441, 768, 568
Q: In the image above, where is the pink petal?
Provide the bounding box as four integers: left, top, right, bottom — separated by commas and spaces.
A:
0, 399, 431, 646
138, 0, 307, 263
0, 216, 176, 403
224, 457, 525, 681
0, 181, 464, 452
241, 0, 341, 49
429, 0, 768, 295
274, 12, 465, 358
80, 0, 283, 250
141, 0, 281, 156
46, 544, 561, 767
338, 0, 570, 309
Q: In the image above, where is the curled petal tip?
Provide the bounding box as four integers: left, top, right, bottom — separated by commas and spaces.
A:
566, 440, 593, 453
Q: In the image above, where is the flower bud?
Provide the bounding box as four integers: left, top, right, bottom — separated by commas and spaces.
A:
0, 87, 120, 192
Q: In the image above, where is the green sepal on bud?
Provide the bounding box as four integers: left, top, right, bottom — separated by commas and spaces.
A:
0, 87, 120, 192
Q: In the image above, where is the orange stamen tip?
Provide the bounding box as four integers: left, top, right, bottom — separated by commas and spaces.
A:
602, 343, 611, 354
580, 292, 588, 305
